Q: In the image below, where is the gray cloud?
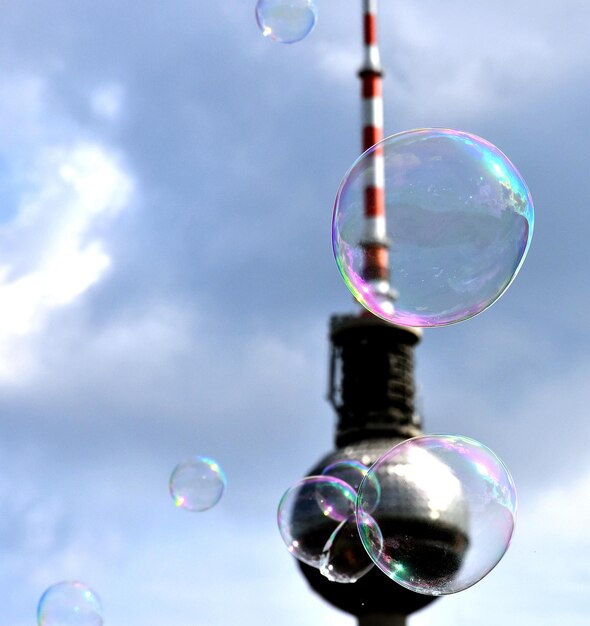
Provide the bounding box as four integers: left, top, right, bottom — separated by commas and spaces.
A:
0, 0, 588, 624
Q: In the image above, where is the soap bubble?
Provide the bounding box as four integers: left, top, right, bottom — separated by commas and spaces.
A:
37, 581, 103, 626
169, 456, 226, 512
277, 475, 357, 567
332, 129, 534, 327
320, 513, 382, 583
356, 434, 517, 595
322, 460, 380, 513
255, 0, 318, 44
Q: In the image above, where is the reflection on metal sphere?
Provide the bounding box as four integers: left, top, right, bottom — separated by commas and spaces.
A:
298, 438, 468, 616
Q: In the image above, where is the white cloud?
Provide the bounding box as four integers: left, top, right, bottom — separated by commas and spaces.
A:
316, 41, 358, 85
90, 83, 125, 121
0, 74, 47, 147
0, 143, 133, 381
527, 467, 590, 542
0, 2, 587, 625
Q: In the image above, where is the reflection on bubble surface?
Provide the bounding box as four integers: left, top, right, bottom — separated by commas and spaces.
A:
255, 0, 318, 44
332, 129, 534, 327
37, 581, 103, 626
356, 435, 517, 595
322, 459, 380, 513
277, 475, 356, 568
320, 513, 381, 584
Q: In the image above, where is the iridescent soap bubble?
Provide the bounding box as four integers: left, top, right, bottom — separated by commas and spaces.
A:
277, 475, 357, 567
37, 581, 103, 626
169, 456, 226, 512
320, 513, 382, 583
332, 129, 534, 327
356, 435, 517, 595
255, 0, 318, 44
322, 459, 380, 513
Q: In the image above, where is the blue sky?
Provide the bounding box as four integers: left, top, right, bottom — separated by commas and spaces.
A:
0, 1, 589, 624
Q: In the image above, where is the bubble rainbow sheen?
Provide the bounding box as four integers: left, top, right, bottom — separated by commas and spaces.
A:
332, 128, 534, 327
356, 435, 517, 595
255, 0, 318, 44
169, 456, 226, 512
319, 513, 381, 584
37, 581, 103, 626
321, 459, 381, 514
277, 475, 357, 568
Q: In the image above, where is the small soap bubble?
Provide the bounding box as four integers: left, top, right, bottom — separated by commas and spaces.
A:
255, 0, 318, 44
356, 435, 517, 595
322, 460, 380, 513
320, 513, 382, 584
37, 581, 103, 626
169, 456, 226, 512
277, 475, 357, 568
332, 129, 534, 327
314, 477, 356, 522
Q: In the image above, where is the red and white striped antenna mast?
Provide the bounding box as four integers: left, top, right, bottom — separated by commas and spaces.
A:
359, 0, 396, 310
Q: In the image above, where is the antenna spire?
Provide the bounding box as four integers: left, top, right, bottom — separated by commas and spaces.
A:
359, 0, 396, 305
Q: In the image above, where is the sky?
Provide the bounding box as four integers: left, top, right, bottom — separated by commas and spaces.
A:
0, 0, 589, 624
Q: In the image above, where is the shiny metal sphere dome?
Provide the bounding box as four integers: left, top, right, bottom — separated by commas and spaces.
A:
297, 436, 470, 616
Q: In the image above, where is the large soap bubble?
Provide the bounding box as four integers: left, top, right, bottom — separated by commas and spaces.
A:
169, 456, 226, 512
255, 0, 318, 44
332, 129, 534, 327
356, 435, 517, 595
37, 581, 103, 626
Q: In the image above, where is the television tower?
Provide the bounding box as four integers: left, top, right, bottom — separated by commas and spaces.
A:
294, 2, 469, 624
